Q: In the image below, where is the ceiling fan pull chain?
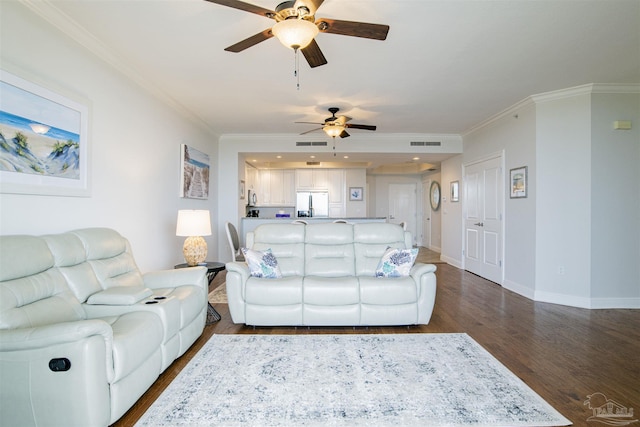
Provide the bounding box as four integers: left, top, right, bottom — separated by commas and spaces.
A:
294, 48, 300, 90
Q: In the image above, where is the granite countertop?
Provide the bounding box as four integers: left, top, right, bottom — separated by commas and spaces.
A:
242, 217, 387, 220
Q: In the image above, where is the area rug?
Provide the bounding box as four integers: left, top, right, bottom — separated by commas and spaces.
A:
135, 334, 570, 427
208, 282, 227, 304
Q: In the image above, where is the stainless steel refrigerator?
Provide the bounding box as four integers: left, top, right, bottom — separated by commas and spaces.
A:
296, 191, 329, 217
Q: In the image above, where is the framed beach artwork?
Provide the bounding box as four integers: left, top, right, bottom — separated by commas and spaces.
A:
509, 166, 528, 198
180, 144, 209, 199
349, 187, 363, 201
0, 69, 90, 196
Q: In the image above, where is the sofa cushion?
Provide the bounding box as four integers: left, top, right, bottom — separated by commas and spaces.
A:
245, 276, 303, 305
375, 247, 419, 277
0, 235, 53, 282
251, 224, 305, 276
358, 276, 418, 304
353, 223, 408, 276
0, 269, 86, 329
242, 248, 282, 278
303, 276, 359, 305
305, 223, 355, 277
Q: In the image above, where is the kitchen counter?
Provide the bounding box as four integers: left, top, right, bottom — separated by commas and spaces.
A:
240, 217, 387, 245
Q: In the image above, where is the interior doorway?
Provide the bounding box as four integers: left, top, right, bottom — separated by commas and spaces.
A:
388, 183, 417, 245
463, 154, 504, 284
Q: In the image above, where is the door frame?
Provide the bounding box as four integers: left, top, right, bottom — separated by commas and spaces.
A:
461, 151, 505, 284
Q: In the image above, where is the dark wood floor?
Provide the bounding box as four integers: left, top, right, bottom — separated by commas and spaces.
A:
114, 252, 640, 426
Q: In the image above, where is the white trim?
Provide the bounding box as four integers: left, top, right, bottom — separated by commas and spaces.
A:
503, 279, 535, 300
440, 254, 462, 269
589, 298, 640, 310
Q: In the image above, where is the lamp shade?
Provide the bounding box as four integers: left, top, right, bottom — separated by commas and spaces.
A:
176, 210, 211, 237
272, 18, 319, 50
323, 124, 345, 138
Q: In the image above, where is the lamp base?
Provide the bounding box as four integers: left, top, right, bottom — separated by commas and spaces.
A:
183, 236, 207, 266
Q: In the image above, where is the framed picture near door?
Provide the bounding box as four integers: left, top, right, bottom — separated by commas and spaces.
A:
509, 166, 527, 198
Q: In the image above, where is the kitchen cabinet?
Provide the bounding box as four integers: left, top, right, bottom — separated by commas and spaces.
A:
296, 169, 328, 190
257, 169, 295, 206
327, 169, 345, 217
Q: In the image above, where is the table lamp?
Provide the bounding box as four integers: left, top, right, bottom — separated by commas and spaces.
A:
176, 209, 212, 266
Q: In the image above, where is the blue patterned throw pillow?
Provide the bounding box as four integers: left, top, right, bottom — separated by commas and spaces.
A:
375, 247, 419, 277
241, 248, 282, 279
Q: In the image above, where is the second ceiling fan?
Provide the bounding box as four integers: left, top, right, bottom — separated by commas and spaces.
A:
297, 107, 377, 138
204, 0, 390, 68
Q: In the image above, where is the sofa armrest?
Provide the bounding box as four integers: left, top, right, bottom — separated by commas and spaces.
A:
225, 261, 250, 324
0, 320, 115, 426
0, 319, 112, 352
143, 266, 208, 292
410, 262, 437, 279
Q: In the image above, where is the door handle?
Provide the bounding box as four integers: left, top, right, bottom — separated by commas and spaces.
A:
474, 222, 484, 227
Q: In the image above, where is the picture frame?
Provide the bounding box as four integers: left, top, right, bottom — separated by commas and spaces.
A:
509, 166, 528, 198
240, 180, 245, 200
349, 187, 363, 201
0, 69, 91, 197
450, 181, 459, 202
180, 144, 209, 199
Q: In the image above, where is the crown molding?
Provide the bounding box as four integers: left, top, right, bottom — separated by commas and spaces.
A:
17, 0, 216, 136
464, 83, 640, 136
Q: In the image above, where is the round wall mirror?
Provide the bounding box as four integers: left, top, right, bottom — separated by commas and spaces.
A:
430, 181, 441, 211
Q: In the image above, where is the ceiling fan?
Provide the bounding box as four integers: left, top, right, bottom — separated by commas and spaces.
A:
296, 107, 377, 138
203, 0, 390, 68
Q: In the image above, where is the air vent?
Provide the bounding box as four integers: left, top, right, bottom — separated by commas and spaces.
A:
296, 141, 327, 147
306, 161, 320, 166
410, 141, 441, 146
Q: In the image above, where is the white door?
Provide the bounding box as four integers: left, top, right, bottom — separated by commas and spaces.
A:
389, 183, 417, 244
464, 156, 503, 284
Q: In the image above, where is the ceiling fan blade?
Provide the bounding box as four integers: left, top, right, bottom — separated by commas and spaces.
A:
339, 130, 350, 138
346, 124, 376, 131
300, 127, 323, 135
295, 121, 324, 125
301, 39, 327, 68
203, 0, 276, 19
224, 28, 274, 52
317, 18, 389, 40
294, 0, 324, 15
336, 115, 352, 125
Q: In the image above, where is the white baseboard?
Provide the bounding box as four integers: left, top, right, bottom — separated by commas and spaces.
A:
440, 254, 463, 269
504, 280, 640, 309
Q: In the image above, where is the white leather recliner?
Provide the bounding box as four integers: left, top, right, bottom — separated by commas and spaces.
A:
0, 228, 208, 427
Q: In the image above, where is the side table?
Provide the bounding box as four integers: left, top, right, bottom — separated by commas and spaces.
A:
175, 261, 225, 324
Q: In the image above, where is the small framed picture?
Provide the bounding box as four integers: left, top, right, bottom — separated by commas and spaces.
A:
240, 180, 245, 200
349, 187, 363, 201
450, 181, 459, 202
510, 166, 528, 198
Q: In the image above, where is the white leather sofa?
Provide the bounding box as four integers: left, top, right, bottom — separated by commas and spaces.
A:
226, 222, 437, 326
0, 228, 208, 427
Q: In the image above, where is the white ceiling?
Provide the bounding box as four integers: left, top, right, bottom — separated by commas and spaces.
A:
25, 0, 640, 171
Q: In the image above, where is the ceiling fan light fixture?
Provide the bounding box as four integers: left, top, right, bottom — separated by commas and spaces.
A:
323, 124, 345, 138
272, 18, 318, 50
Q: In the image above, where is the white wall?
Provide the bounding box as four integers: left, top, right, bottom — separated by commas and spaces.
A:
535, 93, 592, 305
0, 2, 218, 271
462, 101, 538, 297
590, 92, 640, 306
440, 154, 463, 267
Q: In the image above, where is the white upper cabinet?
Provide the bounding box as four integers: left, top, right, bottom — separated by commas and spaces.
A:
327, 169, 344, 204
256, 169, 295, 206
296, 169, 328, 190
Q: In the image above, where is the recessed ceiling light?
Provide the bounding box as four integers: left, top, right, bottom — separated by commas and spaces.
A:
413, 157, 420, 161
276, 155, 282, 159
343, 156, 349, 159
310, 155, 316, 159
252, 159, 257, 162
